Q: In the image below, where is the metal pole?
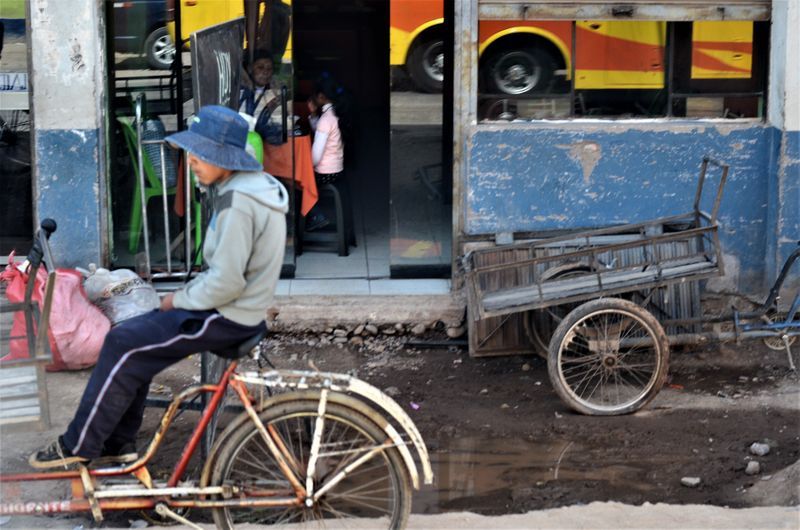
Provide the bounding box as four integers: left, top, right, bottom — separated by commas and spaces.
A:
174, 0, 184, 132
159, 142, 172, 273
134, 95, 152, 279
184, 154, 193, 274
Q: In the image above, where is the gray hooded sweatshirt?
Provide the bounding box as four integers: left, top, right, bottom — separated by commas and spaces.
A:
173, 171, 288, 326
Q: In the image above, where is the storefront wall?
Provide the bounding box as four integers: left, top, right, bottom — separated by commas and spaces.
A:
457, 0, 800, 295
466, 122, 775, 291
29, 0, 107, 268
764, 0, 800, 289
24, 0, 798, 296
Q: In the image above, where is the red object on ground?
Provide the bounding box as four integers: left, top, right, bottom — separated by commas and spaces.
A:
1, 254, 110, 371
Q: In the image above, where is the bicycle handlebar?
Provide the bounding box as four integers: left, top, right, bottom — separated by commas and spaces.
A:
27, 218, 57, 270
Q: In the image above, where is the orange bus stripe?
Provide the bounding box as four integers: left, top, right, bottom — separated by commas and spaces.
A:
390, 0, 442, 33
575, 26, 663, 72
694, 41, 753, 54
692, 50, 751, 73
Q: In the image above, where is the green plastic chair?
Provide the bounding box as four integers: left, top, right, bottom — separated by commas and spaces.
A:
118, 117, 202, 258
118, 116, 175, 254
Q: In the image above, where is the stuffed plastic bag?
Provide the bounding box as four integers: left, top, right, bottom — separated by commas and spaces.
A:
1, 253, 110, 371
83, 266, 159, 325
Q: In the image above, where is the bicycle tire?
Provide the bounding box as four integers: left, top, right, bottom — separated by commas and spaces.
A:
209, 400, 412, 529
548, 298, 670, 416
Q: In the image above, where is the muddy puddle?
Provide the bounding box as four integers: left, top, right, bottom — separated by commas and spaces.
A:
414, 436, 665, 513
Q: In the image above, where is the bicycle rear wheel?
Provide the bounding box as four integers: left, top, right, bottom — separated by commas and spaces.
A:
210, 400, 411, 529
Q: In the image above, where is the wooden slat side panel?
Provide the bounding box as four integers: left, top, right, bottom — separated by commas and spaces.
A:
468, 305, 535, 357
465, 241, 537, 357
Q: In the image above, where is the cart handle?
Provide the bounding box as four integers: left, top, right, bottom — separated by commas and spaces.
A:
693, 157, 729, 225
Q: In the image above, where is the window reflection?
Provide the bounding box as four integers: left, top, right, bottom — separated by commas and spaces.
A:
390, 0, 452, 277
477, 19, 767, 122
0, 3, 33, 254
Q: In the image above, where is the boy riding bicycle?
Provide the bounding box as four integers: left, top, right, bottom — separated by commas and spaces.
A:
30, 105, 288, 468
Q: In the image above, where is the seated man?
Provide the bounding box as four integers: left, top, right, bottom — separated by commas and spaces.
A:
240, 50, 284, 146
30, 105, 288, 468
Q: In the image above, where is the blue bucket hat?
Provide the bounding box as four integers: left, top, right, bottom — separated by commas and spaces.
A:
166, 105, 262, 172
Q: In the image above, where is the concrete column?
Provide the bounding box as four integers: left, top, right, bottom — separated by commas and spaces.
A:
29, 0, 107, 268
766, 0, 800, 290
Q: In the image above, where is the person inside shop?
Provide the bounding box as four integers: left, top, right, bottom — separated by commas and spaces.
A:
304, 75, 351, 231
240, 49, 284, 146
29, 105, 288, 468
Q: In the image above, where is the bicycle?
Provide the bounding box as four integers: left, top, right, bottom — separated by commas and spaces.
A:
0, 222, 433, 529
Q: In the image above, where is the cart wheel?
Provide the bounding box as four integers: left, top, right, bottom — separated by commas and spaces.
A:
547, 298, 670, 415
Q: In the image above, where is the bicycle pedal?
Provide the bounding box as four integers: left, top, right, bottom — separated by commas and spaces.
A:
155, 503, 202, 529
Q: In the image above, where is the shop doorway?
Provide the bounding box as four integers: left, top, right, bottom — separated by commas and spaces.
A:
292, 0, 452, 280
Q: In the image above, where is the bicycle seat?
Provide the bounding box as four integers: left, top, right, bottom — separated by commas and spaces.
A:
210, 329, 267, 359
237, 329, 267, 358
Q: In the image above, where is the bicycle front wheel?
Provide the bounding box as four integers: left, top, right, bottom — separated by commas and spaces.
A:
210, 400, 411, 529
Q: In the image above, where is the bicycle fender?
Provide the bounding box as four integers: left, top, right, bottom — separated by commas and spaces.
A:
235, 371, 434, 488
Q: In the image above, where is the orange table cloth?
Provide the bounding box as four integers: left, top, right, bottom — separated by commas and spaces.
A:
263, 135, 318, 216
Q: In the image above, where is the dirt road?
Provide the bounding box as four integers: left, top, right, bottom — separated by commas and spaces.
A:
0, 332, 797, 528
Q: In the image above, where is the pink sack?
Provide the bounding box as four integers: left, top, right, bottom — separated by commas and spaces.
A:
1, 254, 110, 371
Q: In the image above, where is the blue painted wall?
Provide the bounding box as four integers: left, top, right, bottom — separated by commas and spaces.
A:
466, 122, 779, 293
35, 129, 103, 268
765, 129, 800, 287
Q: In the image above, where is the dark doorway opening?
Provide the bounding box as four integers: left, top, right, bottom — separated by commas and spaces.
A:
293, 0, 453, 280
293, 0, 390, 279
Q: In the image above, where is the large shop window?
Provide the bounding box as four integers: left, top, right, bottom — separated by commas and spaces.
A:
477, 19, 769, 121
0, 1, 32, 254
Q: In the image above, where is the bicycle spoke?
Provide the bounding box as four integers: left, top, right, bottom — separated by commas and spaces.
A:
325, 473, 390, 498
214, 406, 406, 528
325, 493, 394, 515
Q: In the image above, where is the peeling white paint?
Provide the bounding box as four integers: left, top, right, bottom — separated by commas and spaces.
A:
31, 0, 105, 130
769, 1, 800, 132
556, 141, 602, 185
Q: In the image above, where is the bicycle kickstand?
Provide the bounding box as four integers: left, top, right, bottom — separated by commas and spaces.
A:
782, 336, 797, 372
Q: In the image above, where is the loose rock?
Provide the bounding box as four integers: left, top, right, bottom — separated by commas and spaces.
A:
381, 327, 396, 335
745, 461, 761, 475
479, 388, 489, 395
354, 324, 365, 336
349, 336, 364, 345
384, 386, 401, 398
681, 477, 701, 488
333, 329, 348, 338
411, 323, 427, 336
446, 325, 466, 339
365, 324, 379, 335
749, 442, 770, 456
333, 337, 348, 344
522, 363, 531, 372
394, 323, 404, 332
